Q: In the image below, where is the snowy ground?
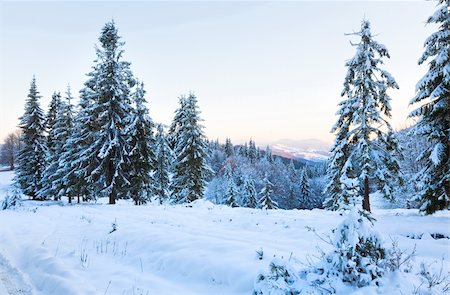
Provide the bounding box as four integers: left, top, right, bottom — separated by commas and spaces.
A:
0, 170, 449, 295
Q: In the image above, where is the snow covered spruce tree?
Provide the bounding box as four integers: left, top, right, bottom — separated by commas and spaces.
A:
125, 82, 156, 205
299, 167, 311, 209
45, 92, 62, 152
170, 94, 212, 203
154, 124, 172, 204
244, 175, 258, 208
409, 0, 450, 214
58, 83, 97, 203
167, 95, 187, 150
224, 162, 239, 207
16, 77, 47, 200
259, 174, 278, 210
299, 19, 392, 291
49, 87, 75, 202
38, 90, 72, 200
224, 138, 234, 157
76, 21, 136, 204
325, 20, 402, 212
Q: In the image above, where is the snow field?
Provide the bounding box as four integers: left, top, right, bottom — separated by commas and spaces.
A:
0, 171, 449, 294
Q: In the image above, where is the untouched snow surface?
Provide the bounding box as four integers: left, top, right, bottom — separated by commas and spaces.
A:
0, 170, 449, 294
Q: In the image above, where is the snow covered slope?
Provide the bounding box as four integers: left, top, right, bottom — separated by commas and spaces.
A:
0, 171, 449, 295
269, 139, 331, 162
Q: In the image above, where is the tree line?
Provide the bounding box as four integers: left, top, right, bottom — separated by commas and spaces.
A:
6, 0, 450, 218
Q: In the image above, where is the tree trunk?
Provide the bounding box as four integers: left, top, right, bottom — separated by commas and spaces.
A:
108, 159, 116, 204
363, 176, 371, 212
109, 189, 116, 205
68, 195, 72, 204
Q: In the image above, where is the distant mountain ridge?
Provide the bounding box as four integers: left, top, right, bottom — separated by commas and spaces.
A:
268, 138, 331, 162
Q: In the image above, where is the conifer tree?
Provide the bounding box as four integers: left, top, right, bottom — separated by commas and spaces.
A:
325, 20, 402, 212
259, 174, 278, 210
224, 138, 234, 158
299, 167, 311, 209
409, 0, 450, 214
265, 146, 273, 163
239, 142, 248, 157
224, 162, 239, 207
77, 21, 136, 204
16, 77, 47, 199
60, 84, 97, 203
154, 124, 172, 204
45, 92, 62, 152
125, 82, 155, 205
38, 90, 71, 200
248, 139, 257, 163
243, 175, 258, 208
51, 87, 75, 202
168, 96, 187, 150
170, 94, 211, 203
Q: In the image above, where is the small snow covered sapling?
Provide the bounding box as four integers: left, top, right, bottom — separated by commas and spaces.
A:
386, 238, 416, 273
109, 219, 118, 234
417, 259, 450, 293
1, 183, 23, 210
256, 248, 264, 260
254, 258, 300, 295
296, 176, 388, 291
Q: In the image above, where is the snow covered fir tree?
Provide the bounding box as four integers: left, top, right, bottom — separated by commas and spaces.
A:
15, 77, 47, 200
170, 93, 212, 203
38, 90, 72, 200
153, 124, 172, 204
318, 18, 396, 287
409, 0, 450, 214
77, 21, 137, 205
325, 19, 403, 212
125, 82, 156, 205
254, 19, 407, 295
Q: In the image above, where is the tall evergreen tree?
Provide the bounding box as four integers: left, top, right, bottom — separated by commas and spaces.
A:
16, 77, 47, 199
243, 175, 258, 208
125, 82, 155, 205
224, 138, 234, 158
170, 94, 211, 203
154, 124, 172, 204
58, 81, 98, 203
239, 142, 248, 157
77, 21, 136, 204
325, 20, 402, 212
45, 92, 62, 151
299, 167, 311, 209
409, 0, 450, 214
38, 90, 71, 200
265, 146, 273, 163
168, 96, 187, 150
50, 86, 75, 202
259, 174, 278, 210
224, 162, 239, 207
248, 139, 257, 163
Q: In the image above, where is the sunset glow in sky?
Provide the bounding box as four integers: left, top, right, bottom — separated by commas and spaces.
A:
0, 1, 437, 145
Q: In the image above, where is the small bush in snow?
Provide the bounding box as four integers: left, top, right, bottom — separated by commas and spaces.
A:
256, 248, 264, 260
254, 258, 300, 295
386, 238, 415, 273
302, 207, 387, 289
1, 184, 22, 210
416, 259, 450, 294
109, 219, 118, 234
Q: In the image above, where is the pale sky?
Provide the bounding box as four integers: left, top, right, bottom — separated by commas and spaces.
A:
0, 1, 437, 145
